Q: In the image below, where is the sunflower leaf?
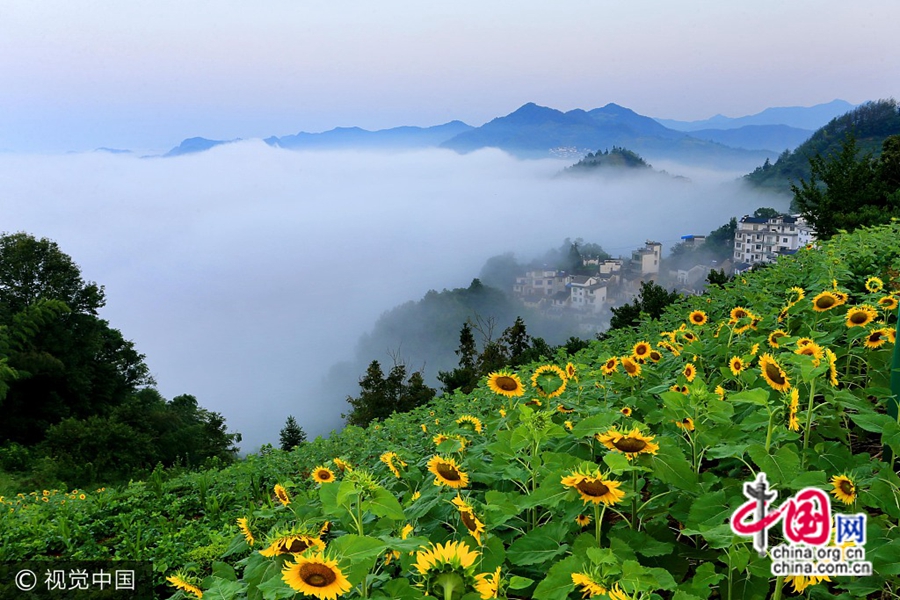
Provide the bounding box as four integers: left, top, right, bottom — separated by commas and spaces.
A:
362, 487, 406, 521
651, 445, 699, 493
848, 411, 895, 433
746, 444, 799, 487
728, 389, 770, 406
532, 555, 582, 600
506, 527, 568, 566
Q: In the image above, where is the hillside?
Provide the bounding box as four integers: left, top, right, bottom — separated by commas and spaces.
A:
656, 99, 855, 132
3, 222, 899, 599
744, 99, 900, 192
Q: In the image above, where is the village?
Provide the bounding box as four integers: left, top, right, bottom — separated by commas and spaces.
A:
511, 212, 816, 329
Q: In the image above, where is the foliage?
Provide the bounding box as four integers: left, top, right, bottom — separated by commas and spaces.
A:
607, 281, 681, 331
564, 147, 652, 172
745, 98, 900, 192
344, 361, 436, 428
279, 416, 307, 451
792, 134, 900, 239
665, 217, 736, 272
4, 222, 900, 600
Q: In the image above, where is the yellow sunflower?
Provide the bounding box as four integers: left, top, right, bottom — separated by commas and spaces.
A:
715, 385, 726, 400
620, 407, 632, 417
274, 484, 291, 506
620, 356, 642, 378
825, 348, 839, 387
632, 341, 652, 360
670, 384, 689, 394
787, 388, 800, 432
379, 452, 407, 478
166, 574, 203, 599
557, 404, 575, 414
601, 357, 619, 375
729, 306, 749, 322
260, 532, 326, 557
332, 458, 351, 472
452, 495, 486, 545
785, 575, 831, 594
282, 553, 352, 600
312, 466, 336, 484
456, 415, 483, 434
648, 349, 663, 362
729, 356, 746, 376
414, 540, 480, 575
787, 286, 806, 306
675, 417, 695, 431
795, 342, 824, 366
768, 330, 787, 348
575, 514, 592, 527
486, 371, 525, 397
683, 363, 697, 382
878, 295, 899, 311
564, 420, 574, 431
845, 305, 878, 328
689, 310, 708, 326
566, 362, 578, 381
474, 567, 502, 599
865, 276, 884, 293
531, 364, 568, 398
237, 517, 255, 546
759, 353, 790, 392
596, 427, 660, 459
812, 291, 839, 311
427, 455, 469, 489
571, 572, 608, 598
830, 474, 857, 505
561, 468, 625, 506
681, 331, 698, 343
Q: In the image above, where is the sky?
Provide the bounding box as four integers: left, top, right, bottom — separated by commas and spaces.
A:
1, 0, 898, 153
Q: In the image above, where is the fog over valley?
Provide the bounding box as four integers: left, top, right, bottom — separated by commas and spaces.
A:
0, 142, 789, 450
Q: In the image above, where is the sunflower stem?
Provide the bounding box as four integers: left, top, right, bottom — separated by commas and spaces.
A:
764, 405, 775, 454
594, 503, 605, 547
771, 575, 784, 600
801, 379, 817, 468
631, 470, 638, 531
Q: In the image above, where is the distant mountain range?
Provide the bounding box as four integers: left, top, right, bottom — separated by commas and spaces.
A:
156, 99, 859, 168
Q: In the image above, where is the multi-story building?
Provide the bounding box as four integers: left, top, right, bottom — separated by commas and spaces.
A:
568, 275, 609, 313
513, 270, 569, 298
733, 214, 815, 264
631, 241, 662, 276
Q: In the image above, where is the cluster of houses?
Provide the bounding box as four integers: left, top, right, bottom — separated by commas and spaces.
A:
510, 213, 815, 324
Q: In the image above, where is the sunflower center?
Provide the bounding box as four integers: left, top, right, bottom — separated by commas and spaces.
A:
495, 376, 518, 391
460, 510, 478, 531
300, 563, 336, 587
436, 463, 462, 481
816, 296, 835, 309
286, 538, 312, 553
839, 480, 854, 495
764, 363, 786, 385
318, 471, 332, 480
849, 311, 869, 324
870, 332, 884, 342
613, 438, 647, 453
623, 362, 637, 374
575, 479, 610, 497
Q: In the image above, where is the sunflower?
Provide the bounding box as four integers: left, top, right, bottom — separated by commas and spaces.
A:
785, 575, 831, 594
681, 331, 698, 343
332, 458, 351, 472
786, 286, 806, 306
729, 307, 749, 322
274, 484, 291, 506
670, 384, 689, 394
166, 574, 203, 599
658, 340, 681, 356
632, 341, 652, 360
795, 337, 814, 348
420, 423, 428, 433
759, 353, 790, 392
474, 567, 502, 599
878, 295, 899, 311
566, 362, 578, 381
683, 363, 697, 382
498, 408, 507, 418
564, 420, 574, 431
486, 371, 525, 397
620, 407, 632, 417
787, 388, 800, 432
237, 517, 255, 546
845, 305, 878, 328
452, 495, 486, 545
620, 357, 642, 378
865, 276, 884, 293
729, 356, 746, 376
647, 349, 663, 363
601, 357, 619, 375
282, 553, 351, 600
794, 342, 824, 366
556, 404, 575, 414
260, 532, 326, 557
689, 310, 708, 326
596, 427, 660, 459
312, 466, 336, 484
575, 514, 592, 527
531, 364, 568, 397
414, 540, 480, 578
428, 456, 469, 489
812, 291, 839, 311
379, 452, 407, 478
830, 474, 857, 505
833, 290, 849, 305
561, 467, 625, 506
768, 330, 787, 348
714, 385, 726, 400
571, 572, 608, 598
675, 417, 695, 431
825, 348, 839, 387
863, 329, 890, 349
456, 415, 483, 434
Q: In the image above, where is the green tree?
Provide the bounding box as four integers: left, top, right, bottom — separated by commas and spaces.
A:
279, 415, 307, 451
437, 322, 480, 394
500, 316, 531, 366
792, 134, 900, 239
344, 360, 435, 427
608, 281, 681, 331
706, 268, 731, 287
752, 207, 781, 219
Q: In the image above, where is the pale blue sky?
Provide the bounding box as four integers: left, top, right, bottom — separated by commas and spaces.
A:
1, 0, 897, 152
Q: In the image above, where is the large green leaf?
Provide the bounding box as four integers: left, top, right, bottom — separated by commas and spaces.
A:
532, 555, 582, 600
202, 579, 244, 600
651, 445, 699, 493
746, 443, 799, 487
506, 526, 569, 566
362, 487, 406, 520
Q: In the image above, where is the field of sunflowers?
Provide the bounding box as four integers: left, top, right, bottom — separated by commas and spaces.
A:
2, 222, 900, 600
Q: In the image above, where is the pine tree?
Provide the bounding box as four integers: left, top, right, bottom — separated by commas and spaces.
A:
279, 415, 306, 451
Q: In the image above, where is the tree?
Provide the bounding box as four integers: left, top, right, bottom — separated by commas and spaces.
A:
706, 269, 731, 287
344, 360, 435, 428
437, 322, 480, 394
500, 316, 531, 366
608, 281, 681, 331
792, 134, 900, 239
752, 207, 781, 219
279, 415, 307, 451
